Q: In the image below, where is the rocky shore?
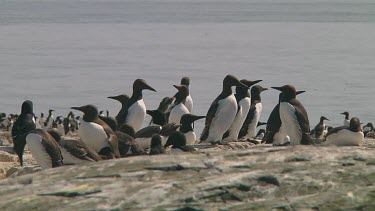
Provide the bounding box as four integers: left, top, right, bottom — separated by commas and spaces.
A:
0, 130, 374, 210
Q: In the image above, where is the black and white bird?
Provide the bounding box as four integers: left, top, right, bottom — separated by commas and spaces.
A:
178, 77, 193, 113
363, 123, 374, 137
169, 85, 190, 125
147, 109, 168, 126
47, 129, 102, 165
311, 116, 329, 139
115, 124, 146, 157
223, 79, 262, 141
238, 85, 268, 140
271, 85, 312, 145
134, 123, 180, 149
45, 109, 55, 129
107, 94, 130, 113
179, 114, 205, 145
114, 79, 156, 132
340, 111, 350, 127
262, 91, 305, 145
25, 129, 63, 169
324, 117, 364, 146
12, 101, 37, 166
165, 131, 196, 154
38, 112, 45, 129
200, 75, 249, 144
71, 104, 120, 159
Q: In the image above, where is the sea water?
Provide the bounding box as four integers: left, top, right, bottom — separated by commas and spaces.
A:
1, 0, 374, 134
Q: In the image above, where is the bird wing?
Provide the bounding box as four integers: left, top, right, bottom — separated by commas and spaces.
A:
99, 116, 118, 131
40, 132, 63, 167
12, 114, 36, 138
200, 99, 219, 141
290, 99, 313, 144
238, 103, 256, 139
266, 104, 281, 132
325, 126, 347, 138
60, 139, 95, 161
135, 126, 162, 138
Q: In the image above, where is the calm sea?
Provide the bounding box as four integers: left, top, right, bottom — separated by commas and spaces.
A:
1, 0, 375, 133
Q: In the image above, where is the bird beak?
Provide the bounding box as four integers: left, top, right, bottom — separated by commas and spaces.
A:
146, 110, 155, 116
296, 90, 306, 95
70, 106, 83, 112
261, 87, 268, 92
243, 79, 262, 87
144, 83, 156, 92
192, 115, 206, 122
173, 85, 182, 91
271, 86, 283, 92
107, 96, 118, 100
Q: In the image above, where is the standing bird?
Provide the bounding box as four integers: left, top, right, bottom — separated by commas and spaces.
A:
200, 75, 249, 144
312, 116, 329, 139
25, 129, 63, 169
238, 85, 268, 140
262, 91, 305, 145
71, 104, 120, 159
324, 117, 364, 146
149, 134, 166, 155
271, 85, 312, 145
223, 79, 262, 141
179, 77, 193, 113
180, 114, 205, 145
115, 79, 156, 132
12, 100, 37, 166
38, 113, 45, 129
45, 109, 55, 129
341, 111, 350, 127
169, 85, 190, 125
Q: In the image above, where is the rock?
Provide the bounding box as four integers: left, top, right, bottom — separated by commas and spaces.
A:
0, 145, 373, 210
0, 151, 17, 162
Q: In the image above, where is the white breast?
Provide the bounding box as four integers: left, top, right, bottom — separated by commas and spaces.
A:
26, 133, 53, 169
315, 123, 325, 139
169, 103, 190, 125
185, 95, 193, 113
363, 126, 371, 132
206, 94, 238, 143
57, 124, 65, 136
184, 131, 197, 145
279, 102, 302, 145
126, 100, 146, 132
343, 119, 350, 127
38, 117, 45, 129
324, 129, 364, 146
136, 136, 167, 149
59, 146, 91, 165
78, 120, 109, 153
245, 103, 263, 139
224, 97, 251, 141
46, 115, 54, 128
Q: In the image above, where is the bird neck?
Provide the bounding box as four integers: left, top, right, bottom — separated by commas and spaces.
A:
180, 123, 193, 133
